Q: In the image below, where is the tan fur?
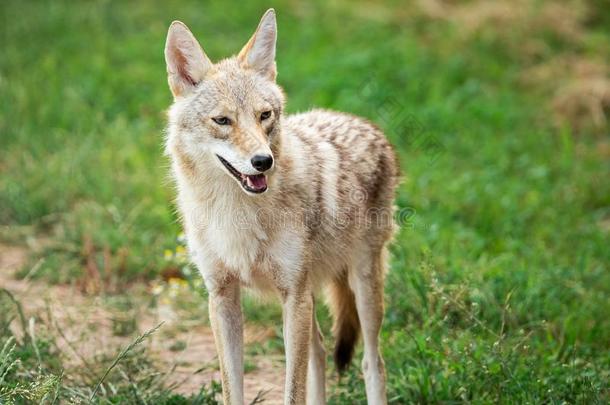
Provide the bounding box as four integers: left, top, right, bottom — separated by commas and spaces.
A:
164, 8, 398, 405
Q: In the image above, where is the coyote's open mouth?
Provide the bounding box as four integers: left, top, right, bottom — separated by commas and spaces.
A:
216, 155, 268, 194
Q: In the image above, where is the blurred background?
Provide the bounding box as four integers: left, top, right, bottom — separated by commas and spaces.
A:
1, 0, 609, 403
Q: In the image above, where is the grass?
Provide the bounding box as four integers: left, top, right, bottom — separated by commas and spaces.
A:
1, 0, 609, 403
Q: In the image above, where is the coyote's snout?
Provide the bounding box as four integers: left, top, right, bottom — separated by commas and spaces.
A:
164, 8, 398, 404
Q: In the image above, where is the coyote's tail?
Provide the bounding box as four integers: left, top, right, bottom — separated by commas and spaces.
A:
328, 273, 360, 373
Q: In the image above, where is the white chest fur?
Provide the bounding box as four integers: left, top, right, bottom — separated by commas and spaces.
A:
183, 192, 267, 278
174, 160, 307, 293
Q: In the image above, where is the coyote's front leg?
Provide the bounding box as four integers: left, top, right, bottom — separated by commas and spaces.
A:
208, 276, 244, 405
282, 280, 313, 405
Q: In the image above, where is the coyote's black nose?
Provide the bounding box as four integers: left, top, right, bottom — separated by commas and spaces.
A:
251, 154, 273, 172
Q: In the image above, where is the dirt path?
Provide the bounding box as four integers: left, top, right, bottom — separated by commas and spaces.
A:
0, 243, 285, 404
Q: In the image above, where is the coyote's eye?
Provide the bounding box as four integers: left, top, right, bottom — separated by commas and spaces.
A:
212, 116, 232, 126
260, 111, 272, 121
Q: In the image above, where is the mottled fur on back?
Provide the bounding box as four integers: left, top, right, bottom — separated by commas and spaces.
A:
164, 9, 398, 405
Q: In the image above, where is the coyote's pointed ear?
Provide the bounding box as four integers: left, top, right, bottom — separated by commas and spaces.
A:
165, 21, 212, 98
238, 9, 277, 81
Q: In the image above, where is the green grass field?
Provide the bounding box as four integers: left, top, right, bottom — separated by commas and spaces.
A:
1, 0, 609, 403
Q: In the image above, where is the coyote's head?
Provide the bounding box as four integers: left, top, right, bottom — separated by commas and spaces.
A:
164, 9, 284, 195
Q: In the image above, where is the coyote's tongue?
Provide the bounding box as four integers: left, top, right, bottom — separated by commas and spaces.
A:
245, 174, 267, 191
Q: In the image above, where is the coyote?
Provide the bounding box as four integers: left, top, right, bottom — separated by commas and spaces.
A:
164, 9, 398, 405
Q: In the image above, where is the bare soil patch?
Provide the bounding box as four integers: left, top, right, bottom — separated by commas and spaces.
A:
0, 243, 285, 404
